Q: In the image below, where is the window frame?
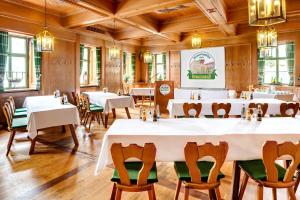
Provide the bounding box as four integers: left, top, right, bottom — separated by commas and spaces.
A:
6, 34, 29, 90
155, 53, 166, 81
258, 42, 295, 86
80, 46, 91, 86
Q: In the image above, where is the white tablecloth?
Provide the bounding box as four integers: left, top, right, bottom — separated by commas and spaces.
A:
130, 88, 154, 96
96, 118, 300, 174
174, 88, 229, 99
83, 92, 135, 114
167, 98, 285, 117
253, 92, 277, 99
24, 96, 80, 139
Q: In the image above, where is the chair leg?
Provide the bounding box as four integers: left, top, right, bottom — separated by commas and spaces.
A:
110, 183, 116, 200
184, 186, 189, 200
6, 131, 16, 156
215, 187, 222, 200
209, 189, 217, 200
151, 184, 156, 200
272, 188, 277, 200
288, 187, 296, 200
115, 188, 122, 200
294, 170, 300, 192
29, 137, 37, 155
81, 111, 86, 124
257, 185, 263, 200
100, 112, 104, 125
239, 173, 249, 200
174, 180, 182, 200
86, 112, 91, 127
83, 112, 87, 126
95, 112, 100, 124
148, 187, 154, 200
88, 114, 93, 132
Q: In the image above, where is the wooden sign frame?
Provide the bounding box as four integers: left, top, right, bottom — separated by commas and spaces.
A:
154, 81, 174, 114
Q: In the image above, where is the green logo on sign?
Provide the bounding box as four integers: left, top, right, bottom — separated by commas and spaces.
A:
187, 51, 217, 80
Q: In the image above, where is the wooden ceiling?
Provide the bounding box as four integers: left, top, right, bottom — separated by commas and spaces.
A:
2, 0, 300, 46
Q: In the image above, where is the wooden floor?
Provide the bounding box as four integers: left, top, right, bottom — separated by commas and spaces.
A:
0, 103, 300, 200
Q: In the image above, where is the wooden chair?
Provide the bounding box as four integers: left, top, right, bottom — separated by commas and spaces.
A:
238, 141, 300, 200
7, 96, 27, 118
2, 102, 27, 156
183, 103, 202, 118
81, 94, 104, 132
280, 102, 299, 117
174, 142, 228, 200
212, 103, 231, 118
279, 102, 300, 192
248, 103, 268, 117
72, 92, 83, 118
110, 143, 157, 200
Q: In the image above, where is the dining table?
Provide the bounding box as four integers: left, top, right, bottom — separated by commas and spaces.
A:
130, 87, 154, 105
95, 117, 300, 200
167, 98, 286, 117
24, 95, 80, 153
82, 91, 135, 128
130, 87, 154, 96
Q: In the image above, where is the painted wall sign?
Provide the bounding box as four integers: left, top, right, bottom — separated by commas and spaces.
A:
159, 84, 170, 96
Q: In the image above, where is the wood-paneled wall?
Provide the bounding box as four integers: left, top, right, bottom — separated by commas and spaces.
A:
169, 51, 181, 88
42, 39, 77, 95
225, 45, 252, 91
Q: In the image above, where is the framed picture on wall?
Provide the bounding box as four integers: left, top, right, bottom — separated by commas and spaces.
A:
180, 47, 225, 89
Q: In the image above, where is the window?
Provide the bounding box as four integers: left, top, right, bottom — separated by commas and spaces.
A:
80, 47, 89, 85
148, 53, 167, 82
258, 43, 295, 86
80, 45, 101, 86
122, 52, 135, 83
155, 53, 166, 80
4, 35, 29, 89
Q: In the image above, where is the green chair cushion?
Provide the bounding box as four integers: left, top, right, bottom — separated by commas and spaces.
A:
174, 161, 225, 182
16, 107, 27, 112
111, 162, 158, 184
13, 111, 27, 118
90, 105, 104, 112
90, 103, 98, 108
12, 117, 27, 129
205, 115, 225, 118
238, 159, 286, 181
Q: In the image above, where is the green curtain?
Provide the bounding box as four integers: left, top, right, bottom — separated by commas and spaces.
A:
162, 53, 167, 80
33, 38, 42, 90
123, 52, 126, 76
257, 50, 265, 85
0, 31, 8, 92
286, 42, 295, 86
131, 53, 135, 82
80, 44, 84, 75
148, 62, 152, 82
96, 47, 101, 86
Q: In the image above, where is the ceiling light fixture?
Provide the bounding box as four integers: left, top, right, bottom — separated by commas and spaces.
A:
248, 0, 286, 26
36, 0, 54, 52
143, 51, 153, 64
191, 34, 202, 48
109, 19, 120, 60
257, 26, 278, 48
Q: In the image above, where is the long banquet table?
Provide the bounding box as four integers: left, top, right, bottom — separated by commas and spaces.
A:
96, 117, 300, 199
83, 91, 135, 128
167, 98, 286, 117
24, 95, 80, 151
